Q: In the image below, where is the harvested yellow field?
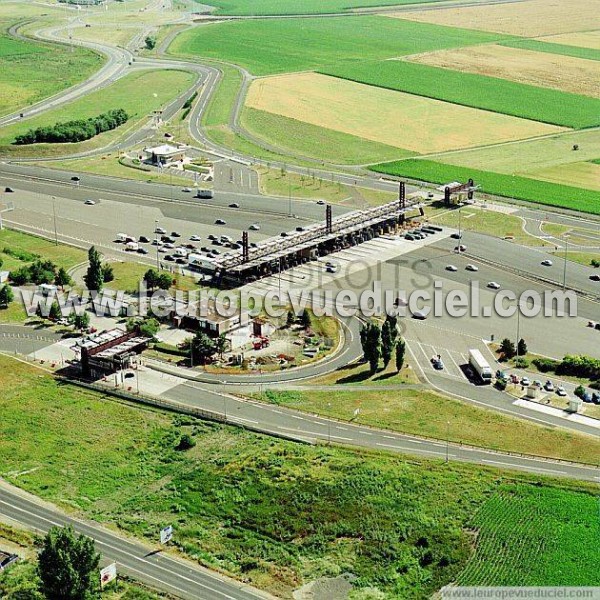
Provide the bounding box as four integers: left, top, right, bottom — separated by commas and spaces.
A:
527, 162, 600, 191
411, 44, 600, 98
541, 31, 600, 51
245, 73, 564, 154
392, 0, 600, 37
73, 25, 142, 48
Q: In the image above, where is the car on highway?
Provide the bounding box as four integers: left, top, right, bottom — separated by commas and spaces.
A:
5, 186, 14, 193
137, 247, 148, 255
556, 386, 567, 397
139, 236, 150, 243
195, 189, 214, 199
176, 258, 186, 265
190, 235, 201, 242
229, 203, 239, 208
446, 265, 458, 272
487, 281, 501, 290
412, 310, 428, 320
544, 380, 555, 392
541, 259, 553, 266
590, 274, 600, 282
450, 233, 462, 239
249, 223, 260, 231
84, 199, 96, 205
182, 187, 191, 192
296, 226, 305, 232
164, 255, 174, 261
454, 245, 467, 253
316, 200, 325, 205
280, 232, 289, 237
215, 219, 226, 225
155, 227, 166, 234
171, 231, 181, 237
70, 176, 80, 182
466, 264, 478, 272
520, 377, 531, 387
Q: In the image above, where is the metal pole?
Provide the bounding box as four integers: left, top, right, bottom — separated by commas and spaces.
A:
516, 302, 521, 361
223, 396, 227, 422
155, 220, 160, 270
52, 197, 58, 246
458, 204, 462, 238
563, 235, 569, 292
327, 402, 332, 445
445, 420, 449, 463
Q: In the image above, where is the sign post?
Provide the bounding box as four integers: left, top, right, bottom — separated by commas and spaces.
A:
100, 563, 117, 588
160, 525, 173, 545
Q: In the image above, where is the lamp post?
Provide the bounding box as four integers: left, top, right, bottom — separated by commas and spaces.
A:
562, 234, 570, 292
445, 420, 450, 463
52, 196, 58, 246
154, 219, 160, 270
327, 402, 332, 445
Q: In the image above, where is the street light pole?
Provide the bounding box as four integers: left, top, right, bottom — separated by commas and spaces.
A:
515, 301, 521, 361
52, 197, 58, 246
445, 420, 450, 463
562, 235, 570, 292
155, 219, 160, 271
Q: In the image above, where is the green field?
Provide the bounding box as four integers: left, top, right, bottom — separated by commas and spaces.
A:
371, 159, 600, 215
0, 70, 196, 154
202, 0, 475, 15
0, 356, 597, 598
457, 484, 599, 586
242, 107, 411, 164
170, 17, 507, 75
322, 60, 600, 128
0, 32, 102, 118
501, 38, 600, 62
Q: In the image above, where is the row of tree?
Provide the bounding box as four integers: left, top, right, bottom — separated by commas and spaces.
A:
14, 108, 129, 145
10, 259, 72, 288
499, 337, 527, 360
359, 315, 406, 375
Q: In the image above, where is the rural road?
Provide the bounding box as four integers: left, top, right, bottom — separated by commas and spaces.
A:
0, 480, 270, 600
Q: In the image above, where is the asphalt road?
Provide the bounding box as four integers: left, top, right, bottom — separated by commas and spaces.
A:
0, 481, 269, 600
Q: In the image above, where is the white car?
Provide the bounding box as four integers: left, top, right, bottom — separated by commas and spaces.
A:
556, 386, 567, 397
155, 227, 167, 234
541, 259, 553, 267
190, 235, 201, 242
466, 264, 479, 272
446, 265, 458, 272
182, 187, 191, 192
544, 380, 555, 392
487, 281, 501, 290
520, 377, 531, 387
412, 310, 428, 320
84, 199, 96, 205
249, 223, 261, 231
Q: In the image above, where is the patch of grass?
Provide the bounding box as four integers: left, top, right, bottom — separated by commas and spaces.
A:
551, 251, 600, 267
0, 355, 597, 597
457, 484, 600, 586
107, 261, 200, 294
257, 388, 600, 464
0, 70, 196, 155
203, 0, 462, 15
201, 63, 243, 127
308, 360, 419, 386
242, 107, 412, 164
322, 60, 600, 128
170, 17, 508, 75
500, 38, 600, 62
371, 159, 600, 215
0, 32, 102, 118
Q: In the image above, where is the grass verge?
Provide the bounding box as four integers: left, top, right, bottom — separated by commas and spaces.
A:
371, 159, 600, 215
0, 355, 597, 598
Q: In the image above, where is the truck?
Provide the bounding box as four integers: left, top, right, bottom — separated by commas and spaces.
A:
195, 189, 214, 199
468, 349, 492, 384
188, 253, 217, 273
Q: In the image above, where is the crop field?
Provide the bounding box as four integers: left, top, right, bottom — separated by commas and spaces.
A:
501, 38, 600, 62
456, 484, 599, 585
394, 0, 600, 37
322, 60, 600, 128
241, 106, 411, 164
168, 16, 507, 75
541, 31, 600, 51
0, 32, 102, 118
73, 23, 143, 48
528, 162, 600, 191
246, 73, 563, 154
0, 69, 196, 154
411, 44, 600, 98
0, 355, 598, 597
201, 0, 485, 16
371, 159, 600, 215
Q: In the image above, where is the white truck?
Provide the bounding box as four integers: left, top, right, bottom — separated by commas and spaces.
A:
188, 253, 217, 273
469, 349, 492, 384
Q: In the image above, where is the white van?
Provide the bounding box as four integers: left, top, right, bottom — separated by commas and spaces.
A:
116, 233, 127, 242
126, 241, 139, 252
174, 247, 188, 257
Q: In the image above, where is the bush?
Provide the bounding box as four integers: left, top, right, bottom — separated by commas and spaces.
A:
176, 434, 196, 451
557, 354, 600, 381
574, 385, 586, 399
532, 358, 560, 373
3, 246, 40, 262
514, 357, 529, 369
14, 109, 129, 145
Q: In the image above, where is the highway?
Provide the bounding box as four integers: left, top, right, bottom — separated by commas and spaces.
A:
0, 480, 270, 600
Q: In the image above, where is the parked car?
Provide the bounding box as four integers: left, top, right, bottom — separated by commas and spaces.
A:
5, 186, 14, 193
164, 255, 174, 261
190, 235, 201, 242
544, 380, 555, 392
296, 226, 305, 232
139, 236, 150, 243
404, 234, 415, 241
412, 310, 428, 320
520, 377, 531, 387
155, 226, 167, 234
316, 200, 325, 205
431, 356, 444, 370
582, 392, 593, 403
590, 274, 600, 282
556, 386, 567, 397
171, 231, 181, 237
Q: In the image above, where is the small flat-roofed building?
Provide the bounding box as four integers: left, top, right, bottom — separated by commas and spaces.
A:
142, 144, 187, 166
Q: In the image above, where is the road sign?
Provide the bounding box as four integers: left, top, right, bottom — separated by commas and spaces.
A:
160, 525, 173, 545
100, 563, 117, 587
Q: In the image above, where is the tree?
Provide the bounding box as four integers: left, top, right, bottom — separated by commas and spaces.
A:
84, 246, 103, 291
101, 263, 114, 283
144, 35, 156, 50
381, 320, 394, 368
574, 385, 586, 399
9, 266, 30, 286
395, 337, 406, 373
366, 322, 381, 375
55, 267, 72, 289
156, 273, 173, 291
300, 309, 312, 330
143, 268, 159, 290
49, 301, 62, 321
499, 338, 516, 360
286, 310, 295, 327
517, 338, 528, 357
0, 284, 14, 308
215, 333, 228, 358
191, 331, 216, 364
37, 525, 100, 600
386, 314, 398, 346
176, 433, 195, 451
70, 311, 90, 330
128, 317, 160, 338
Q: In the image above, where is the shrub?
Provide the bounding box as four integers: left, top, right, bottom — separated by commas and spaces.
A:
176, 434, 196, 451
532, 358, 560, 373
574, 385, 586, 399
514, 357, 529, 369
3, 246, 40, 262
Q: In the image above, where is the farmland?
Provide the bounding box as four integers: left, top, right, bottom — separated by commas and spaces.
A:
410, 44, 600, 98
371, 159, 600, 215
528, 162, 600, 191
456, 484, 600, 586
322, 60, 600, 128
0, 31, 102, 118
0, 69, 196, 155
501, 38, 600, 62
0, 355, 597, 597
246, 73, 563, 154
394, 0, 600, 37
541, 31, 600, 51
168, 16, 507, 75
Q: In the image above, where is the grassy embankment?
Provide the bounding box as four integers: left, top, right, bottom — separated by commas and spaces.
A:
0, 355, 598, 598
